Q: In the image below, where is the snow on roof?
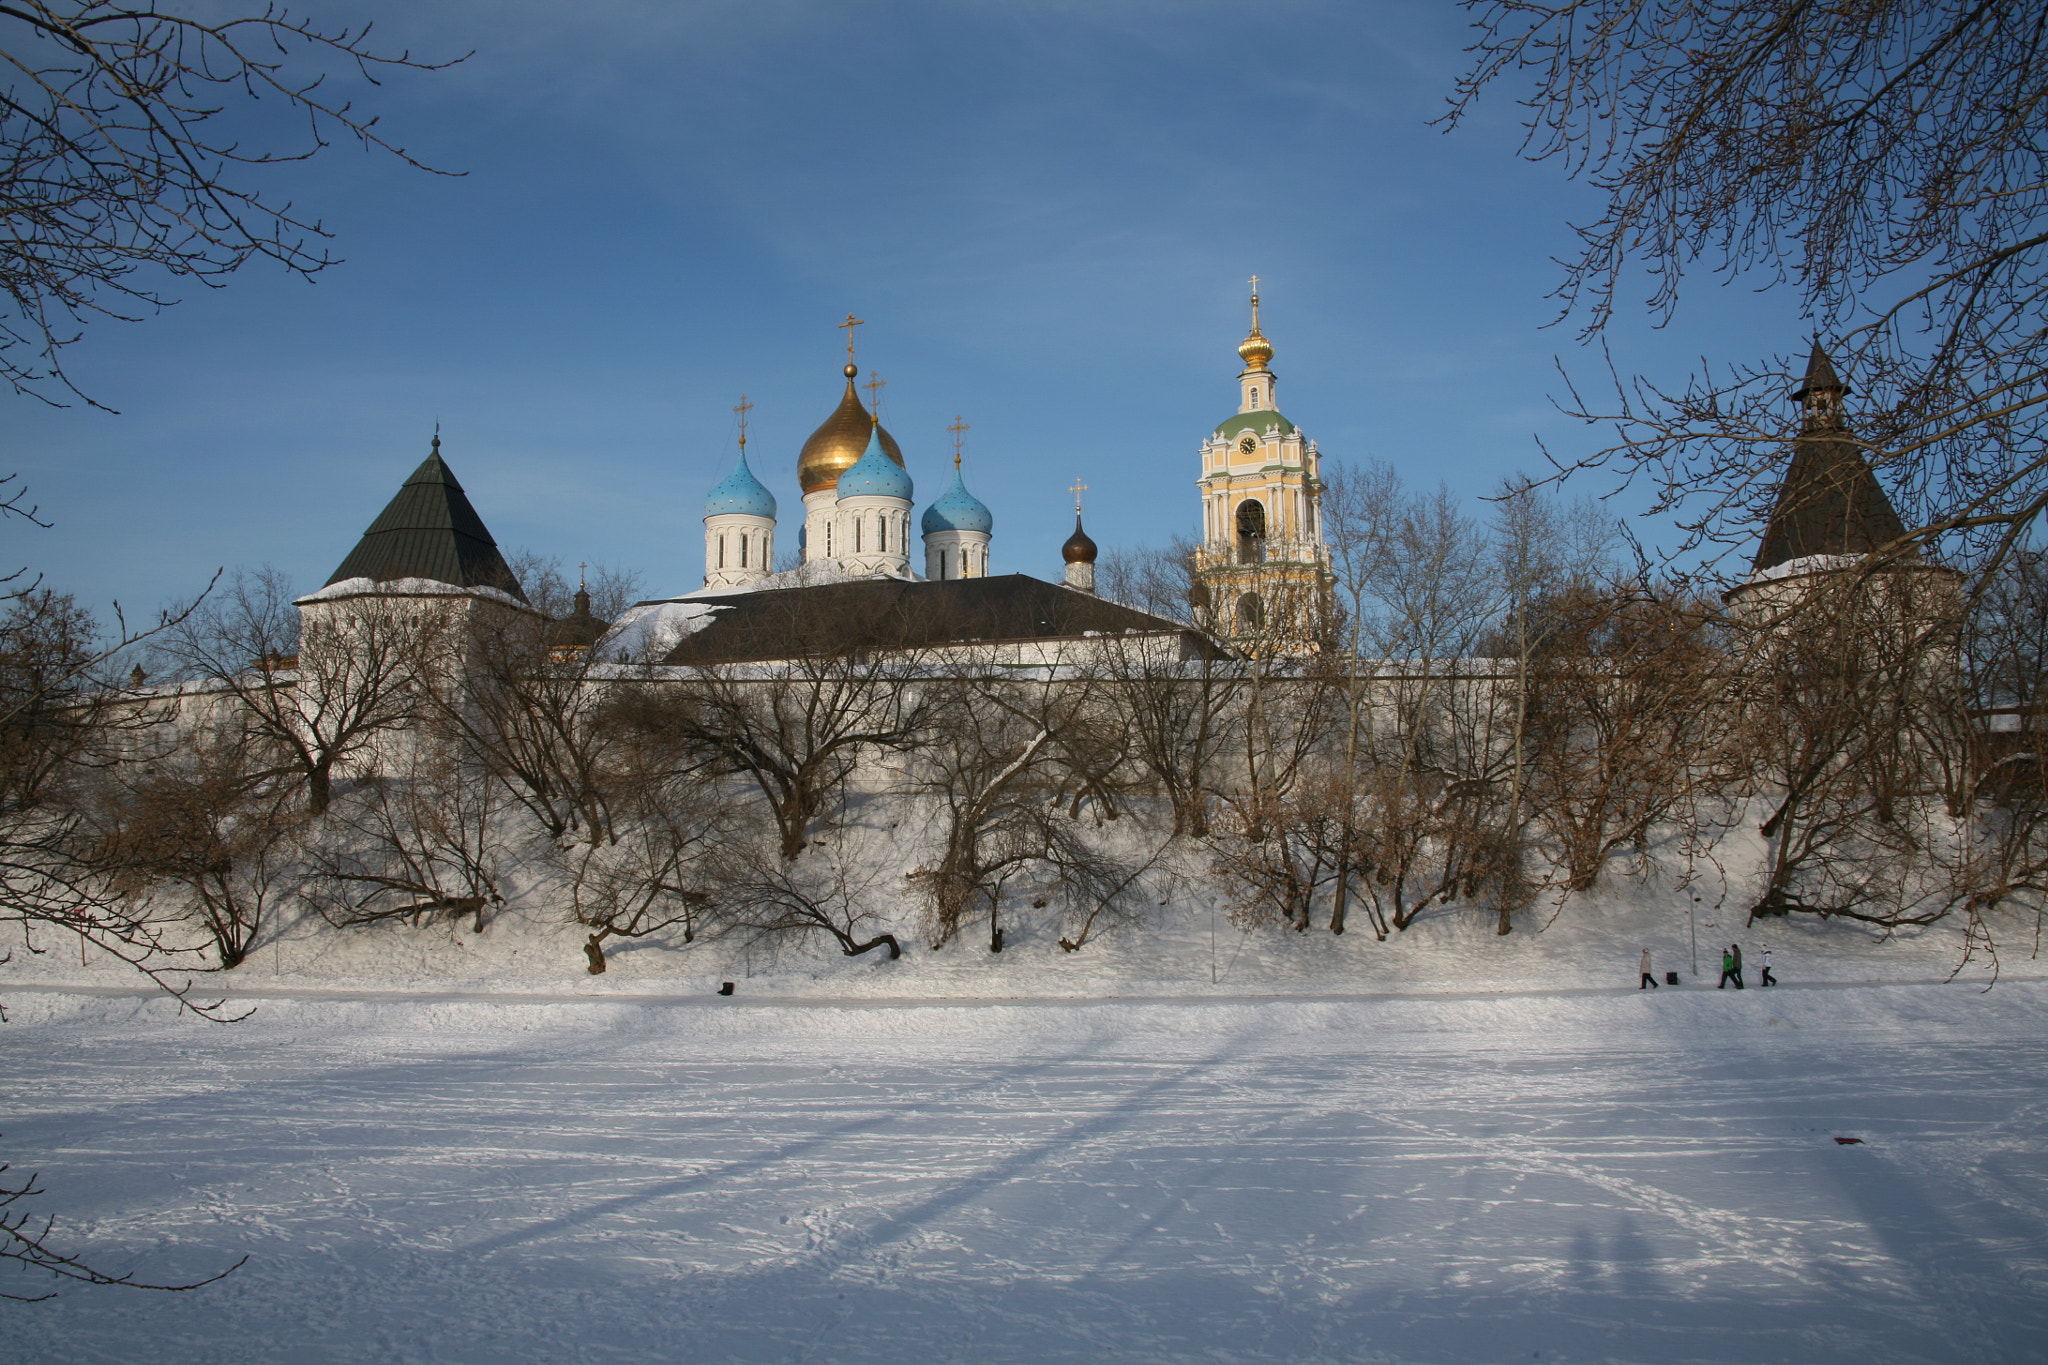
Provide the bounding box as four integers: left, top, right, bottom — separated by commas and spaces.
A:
596, 598, 730, 661
295, 576, 532, 610
1745, 553, 1861, 585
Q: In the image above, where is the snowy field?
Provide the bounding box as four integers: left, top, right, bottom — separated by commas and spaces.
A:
5, 970, 2048, 1364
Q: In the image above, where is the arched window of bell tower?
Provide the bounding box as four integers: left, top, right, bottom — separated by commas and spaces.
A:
1236, 499, 1267, 565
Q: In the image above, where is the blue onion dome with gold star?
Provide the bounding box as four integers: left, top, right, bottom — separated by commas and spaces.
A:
836, 428, 914, 500
703, 447, 776, 518
921, 467, 993, 535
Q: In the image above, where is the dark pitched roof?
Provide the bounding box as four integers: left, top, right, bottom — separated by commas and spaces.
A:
655, 573, 1218, 666
327, 438, 528, 601
1752, 346, 1914, 573
1790, 341, 1844, 402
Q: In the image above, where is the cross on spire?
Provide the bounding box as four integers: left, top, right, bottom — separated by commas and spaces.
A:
1070, 478, 1088, 515
948, 414, 970, 471
1248, 274, 1262, 334
838, 313, 863, 363
733, 394, 752, 452
578, 561, 587, 590
863, 370, 887, 423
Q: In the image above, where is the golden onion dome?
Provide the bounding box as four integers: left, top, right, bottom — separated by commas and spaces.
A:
797, 362, 904, 494
1238, 329, 1273, 371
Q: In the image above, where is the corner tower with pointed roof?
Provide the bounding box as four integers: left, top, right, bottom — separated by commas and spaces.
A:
296, 433, 539, 724
324, 433, 527, 599
1192, 281, 1331, 651
1726, 343, 1961, 638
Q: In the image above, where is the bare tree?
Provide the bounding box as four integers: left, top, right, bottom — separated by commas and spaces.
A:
2, 1, 462, 404
305, 735, 503, 935
0, 575, 245, 1299
551, 704, 733, 974
717, 833, 902, 961
1445, 0, 2048, 586
658, 602, 935, 860
1, 1158, 242, 1300
159, 568, 436, 814
88, 725, 300, 968
427, 601, 626, 844
1736, 570, 1964, 925
1518, 580, 1732, 894
1320, 464, 1504, 934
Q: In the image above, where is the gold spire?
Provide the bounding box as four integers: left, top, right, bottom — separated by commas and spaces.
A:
948, 414, 970, 471
798, 333, 903, 494
1238, 274, 1273, 371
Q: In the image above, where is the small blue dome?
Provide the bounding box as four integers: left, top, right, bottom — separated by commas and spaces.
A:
704, 449, 776, 519
921, 468, 994, 536
835, 430, 913, 501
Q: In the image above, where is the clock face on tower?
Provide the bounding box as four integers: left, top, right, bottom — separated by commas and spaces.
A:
1237, 436, 1257, 455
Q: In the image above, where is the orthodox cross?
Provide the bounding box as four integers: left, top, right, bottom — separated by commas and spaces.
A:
863, 371, 887, 422
733, 393, 752, 452
838, 313, 863, 363
578, 561, 587, 591
1248, 274, 1261, 332
947, 414, 970, 470
1070, 477, 1088, 515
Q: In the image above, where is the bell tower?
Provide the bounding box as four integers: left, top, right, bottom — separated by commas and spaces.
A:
1192, 280, 1331, 652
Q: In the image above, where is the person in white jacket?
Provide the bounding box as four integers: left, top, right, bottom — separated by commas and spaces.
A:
1760, 947, 1776, 987
1640, 948, 1659, 990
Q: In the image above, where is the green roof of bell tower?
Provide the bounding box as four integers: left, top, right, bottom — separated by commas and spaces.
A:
1213, 410, 1298, 441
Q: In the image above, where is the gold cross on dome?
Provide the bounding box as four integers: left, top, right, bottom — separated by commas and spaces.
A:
838, 313, 863, 362
863, 371, 887, 421
733, 394, 752, 450
579, 561, 587, 590
947, 414, 970, 470
1070, 478, 1088, 514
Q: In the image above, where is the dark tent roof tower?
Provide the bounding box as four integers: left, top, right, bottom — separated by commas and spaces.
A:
1751, 343, 1913, 574
326, 435, 528, 602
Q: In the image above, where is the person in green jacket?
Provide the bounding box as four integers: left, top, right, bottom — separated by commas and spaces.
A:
1717, 946, 1743, 989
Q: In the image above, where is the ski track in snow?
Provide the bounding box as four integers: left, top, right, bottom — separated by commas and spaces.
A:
2, 981, 2046, 1364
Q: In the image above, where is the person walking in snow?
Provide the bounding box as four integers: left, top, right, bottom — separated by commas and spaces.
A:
1731, 942, 1745, 989
1718, 946, 1741, 989
1640, 948, 1659, 990
1760, 947, 1776, 987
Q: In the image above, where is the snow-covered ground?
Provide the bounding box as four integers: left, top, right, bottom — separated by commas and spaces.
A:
6, 826, 2048, 1364
4, 965, 2047, 1363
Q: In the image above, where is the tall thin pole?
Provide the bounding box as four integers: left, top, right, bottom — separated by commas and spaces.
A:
1690, 896, 1700, 977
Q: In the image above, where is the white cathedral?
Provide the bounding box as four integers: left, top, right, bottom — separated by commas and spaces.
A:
679, 287, 1334, 653
307, 290, 1336, 665
698, 354, 997, 593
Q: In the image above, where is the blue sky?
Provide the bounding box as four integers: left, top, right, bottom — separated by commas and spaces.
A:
7, 0, 1807, 620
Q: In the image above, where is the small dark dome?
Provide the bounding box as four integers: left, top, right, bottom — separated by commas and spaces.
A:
548, 586, 610, 649
1062, 515, 1098, 565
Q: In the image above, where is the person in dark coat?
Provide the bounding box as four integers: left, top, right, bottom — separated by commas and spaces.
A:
1718, 946, 1741, 989
1640, 948, 1659, 989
